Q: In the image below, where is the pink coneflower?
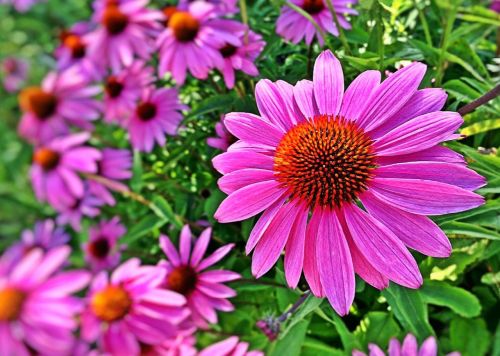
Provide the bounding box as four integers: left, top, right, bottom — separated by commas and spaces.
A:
141, 330, 197, 356
128, 87, 186, 152
85, 0, 163, 73
18, 68, 101, 144
207, 116, 235, 151
199, 336, 264, 356
30, 132, 102, 210
84, 217, 126, 272
178, 0, 239, 15
159, 225, 240, 327
276, 0, 358, 46
103, 61, 154, 124
217, 29, 265, 89
0, 246, 90, 354
353, 333, 460, 356
157, 1, 243, 84
1, 57, 28, 93
213, 50, 485, 315
81, 258, 188, 354
56, 185, 105, 231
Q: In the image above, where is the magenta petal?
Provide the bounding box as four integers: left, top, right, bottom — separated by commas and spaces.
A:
368, 344, 386, 356
218, 168, 275, 195
303, 208, 324, 297
388, 338, 402, 356
418, 336, 438, 356
317, 209, 355, 316
342, 204, 423, 289
215, 180, 284, 223
402, 334, 418, 355
255, 79, 294, 131
369, 177, 484, 215
199, 336, 239, 356
339, 70, 380, 123
179, 225, 192, 265
376, 146, 465, 166
284, 203, 308, 288
361, 191, 451, 257
212, 151, 274, 174
294, 79, 318, 119
190, 227, 212, 267
198, 244, 234, 271
252, 202, 300, 278
159, 235, 181, 265
313, 50, 344, 116
224, 112, 284, 147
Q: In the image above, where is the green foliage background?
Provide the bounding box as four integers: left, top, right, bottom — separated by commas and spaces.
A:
0, 0, 499, 355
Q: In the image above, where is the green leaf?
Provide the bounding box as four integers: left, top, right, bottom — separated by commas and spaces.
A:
441, 221, 500, 240
122, 215, 167, 244
450, 317, 491, 356
354, 311, 401, 348
270, 319, 310, 356
282, 295, 323, 337
186, 93, 237, 118
302, 338, 345, 356
315, 307, 361, 352
420, 280, 481, 318
461, 119, 500, 136
150, 196, 183, 228
382, 284, 434, 339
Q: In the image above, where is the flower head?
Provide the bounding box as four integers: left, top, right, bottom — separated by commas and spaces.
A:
276, 0, 358, 46
199, 336, 264, 356
81, 258, 188, 354
178, 0, 239, 15
157, 1, 243, 84
213, 50, 485, 315
492, 0, 500, 13
0, 246, 90, 354
128, 87, 186, 152
18, 68, 101, 144
84, 217, 126, 272
159, 225, 240, 327
1, 57, 28, 93
56, 185, 105, 231
207, 116, 236, 151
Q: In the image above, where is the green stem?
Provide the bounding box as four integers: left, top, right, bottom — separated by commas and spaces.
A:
435, 3, 458, 86
413, 0, 432, 46
376, 2, 384, 72
239, 0, 249, 43
324, 0, 352, 55
285, 2, 326, 45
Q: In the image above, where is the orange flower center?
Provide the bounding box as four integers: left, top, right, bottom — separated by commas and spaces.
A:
0, 287, 26, 322
162, 6, 178, 27
303, 0, 324, 14
91, 285, 132, 322
166, 266, 197, 296
220, 44, 238, 58
169, 12, 200, 42
88, 237, 111, 259
105, 76, 124, 98
63, 34, 86, 59
136, 102, 157, 121
33, 148, 60, 171
274, 115, 376, 209
102, 6, 129, 35
19, 87, 58, 120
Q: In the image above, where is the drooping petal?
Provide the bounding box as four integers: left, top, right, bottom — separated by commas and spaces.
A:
284, 203, 308, 288
303, 208, 324, 297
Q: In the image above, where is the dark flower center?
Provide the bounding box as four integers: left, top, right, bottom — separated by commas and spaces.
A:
302, 0, 324, 14
105, 76, 124, 98
91, 285, 132, 322
136, 102, 157, 121
19, 87, 58, 120
0, 287, 26, 322
220, 44, 238, 58
274, 115, 376, 209
169, 12, 200, 42
166, 266, 198, 295
33, 148, 60, 171
102, 6, 129, 35
63, 34, 86, 59
89, 237, 111, 259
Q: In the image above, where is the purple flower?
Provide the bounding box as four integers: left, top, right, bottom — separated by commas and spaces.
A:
0, 0, 44, 12
1, 57, 28, 93
128, 87, 186, 152
18, 67, 101, 144
159, 225, 240, 327
178, 0, 239, 15
0, 246, 90, 354
141, 330, 197, 356
217, 29, 265, 89
207, 116, 235, 151
30, 132, 102, 210
276, 0, 358, 46
199, 336, 264, 356
157, 1, 243, 84
86, 0, 163, 73
212, 50, 485, 315
56, 185, 105, 232
81, 258, 188, 354
84, 217, 126, 272
103, 60, 154, 124
352, 333, 461, 356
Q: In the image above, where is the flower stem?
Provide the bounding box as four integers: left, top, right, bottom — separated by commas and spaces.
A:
83, 173, 152, 206
375, 1, 384, 72
413, 0, 432, 46
458, 84, 500, 116
435, 2, 458, 86
324, 0, 352, 55
239, 0, 249, 43
285, 3, 326, 45
277, 290, 312, 323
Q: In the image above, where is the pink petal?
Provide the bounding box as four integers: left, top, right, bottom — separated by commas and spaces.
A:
218, 168, 275, 195
284, 203, 308, 288
159, 235, 181, 266
303, 208, 324, 297
197, 244, 234, 271
339, 70, 381, 122
212, 151, 274, 174
190, 227, 212, 267
180, 225, 192, 265
313, 50, 344, 116
224, 112, 284, 147
418, 336, 438, 356
255, 79, 294, 131
376, 146, 465, 166
294, 79, 318, 119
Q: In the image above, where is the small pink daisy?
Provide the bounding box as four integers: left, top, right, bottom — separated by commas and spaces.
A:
18, 67, 101, 144
30, 132, 102, 210
0, 246, 90, 354
159, 225, 240, 327
81, 258, 188, 354
157, 1, 243, 84
276, 0, 358, 46
1, 57, 28, 93
207, 116, 235, 151
217, 29, 265, 89
199, 336, 264, 356
178, 0, 239, 15
128, 87, 186, 152
213, 50, 485, 315
103, 60, 154, 124
83, 217, 126, 272
86, 0, 163, 72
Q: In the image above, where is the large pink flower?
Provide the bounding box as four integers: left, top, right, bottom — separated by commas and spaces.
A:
18, 68, 101, 144
81, 258, 188, 354
0, 246, 90, 354
213, 50, 485, 315
159, 225, 240, 327
157, 1, 243, 84
199, 336, 264, 356
276, 0, 358, 46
